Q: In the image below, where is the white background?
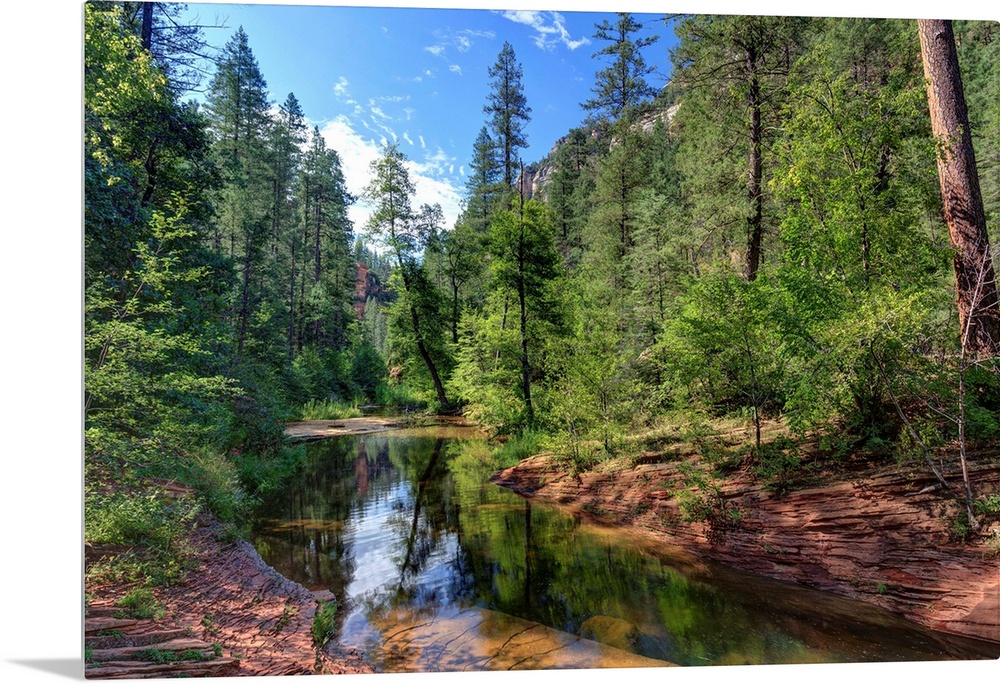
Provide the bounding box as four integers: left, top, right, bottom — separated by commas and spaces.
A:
1, 1, 997, 683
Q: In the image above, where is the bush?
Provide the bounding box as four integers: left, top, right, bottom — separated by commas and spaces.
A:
85, 491, 197, 553
753, 437, 802, 495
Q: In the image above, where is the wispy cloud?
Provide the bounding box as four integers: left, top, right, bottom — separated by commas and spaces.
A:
424, 27, 496, 59
318, 117, 463, 235
332, 76, 350, 98
498, 11, 590, 51
449, 64, 463, 76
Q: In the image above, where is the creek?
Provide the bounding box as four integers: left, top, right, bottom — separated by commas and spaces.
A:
250, 424, 996, 671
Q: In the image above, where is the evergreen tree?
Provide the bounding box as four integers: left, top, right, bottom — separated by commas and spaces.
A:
465, 126, 503, 236
485, 41, 531, 189
458, 198, 563, 429
364, 143, 451, 408
204, 26, 272, 358
671, 15, 807, 280
296, 126, 355, 352
546, 128, 599, 269
582, 12, 659, 124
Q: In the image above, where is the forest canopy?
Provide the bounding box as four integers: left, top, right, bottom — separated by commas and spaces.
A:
83, 5, 1000, 545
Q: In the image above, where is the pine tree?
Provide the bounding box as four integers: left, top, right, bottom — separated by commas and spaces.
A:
484, 41, 531, 190
204, 26, 272, 358
364, 143, 450, 408
582, 13, 659, 124
919, 19, 1000, 358
297, 126, 354, 352
672, 15, 807, 280
465, 126, 503, 236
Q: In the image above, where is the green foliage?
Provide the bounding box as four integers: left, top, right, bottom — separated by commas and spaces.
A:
312, 599, 340, 646
232, 444, 307, 502
374, 381, 424, 409
137, 647, 211, 663
657, 272, 787, 441
115, 588, 166, 620
299, 398, 363, 420
974, 495, 1000, 517
485, 41, 531, 187
752, 437, 803, 495
490, 430, 548, 469
86, 490, 198, 553
582, 13, 659, 123
350, 342, 385, 402
673, 464, 742, 534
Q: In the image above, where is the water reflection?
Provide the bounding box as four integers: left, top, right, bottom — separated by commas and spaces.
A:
251, 428, 997, 671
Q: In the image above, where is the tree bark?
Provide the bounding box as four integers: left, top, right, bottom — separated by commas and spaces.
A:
140, 3, 154, 53
395, 252, 449, 410
744, 50, 764, 282
918, 19, 1000, 358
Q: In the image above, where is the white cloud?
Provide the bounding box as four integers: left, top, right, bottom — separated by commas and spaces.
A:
498, 10, 589, 51
317, 117, 463, 237
402, 131, 414, 146
424, 27, 496, 59
332, 76, 350, 98
449, 64, 463, 76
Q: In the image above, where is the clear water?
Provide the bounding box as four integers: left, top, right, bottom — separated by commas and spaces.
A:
250, 426, 998, 671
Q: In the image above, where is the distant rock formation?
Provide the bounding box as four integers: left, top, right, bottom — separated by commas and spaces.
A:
354, 261, 390, 320
515, 101, 681, 202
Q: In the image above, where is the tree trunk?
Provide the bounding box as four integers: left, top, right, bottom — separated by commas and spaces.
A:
918, 19, 1000, 358
396, 254, 449, 410
744, 51, 764, 282
140, 3, 154, 53
451, 280, 460, 344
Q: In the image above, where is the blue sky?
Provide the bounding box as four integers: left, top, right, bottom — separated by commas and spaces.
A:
182, 3, 671, 232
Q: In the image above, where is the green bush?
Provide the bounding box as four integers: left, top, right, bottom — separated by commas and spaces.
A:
85, 491, 197, 553
753, 437, 802, 495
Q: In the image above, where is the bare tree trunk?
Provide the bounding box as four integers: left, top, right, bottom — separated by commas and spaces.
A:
918, 19, 1000, 359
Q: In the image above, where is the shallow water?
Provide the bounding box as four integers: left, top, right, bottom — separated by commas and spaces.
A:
251, 426, 997, 671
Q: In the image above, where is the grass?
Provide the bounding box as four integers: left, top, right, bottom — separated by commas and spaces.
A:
373, 382, 425, 409
312, 599, 339, 647
137, 647, 212, 663
298, 398, 363, 420
115, 587, 165, 620
491, 430, 547, 469
85, 487, 199, 587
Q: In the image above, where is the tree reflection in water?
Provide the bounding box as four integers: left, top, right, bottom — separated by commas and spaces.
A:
251, 428, 999, 671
